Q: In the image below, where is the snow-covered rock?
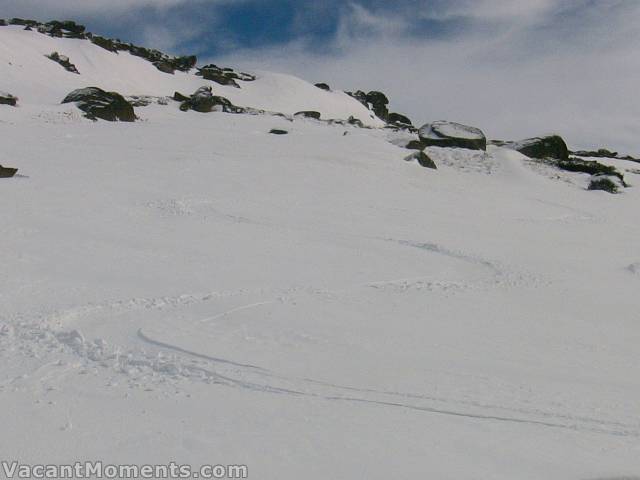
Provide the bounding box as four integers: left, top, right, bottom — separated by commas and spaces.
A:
418, 120, 487, 150
505, 135, 569, 161
62, 87, 136, 121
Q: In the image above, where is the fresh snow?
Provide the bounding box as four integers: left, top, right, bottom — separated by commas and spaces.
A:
1, 25, 640, 480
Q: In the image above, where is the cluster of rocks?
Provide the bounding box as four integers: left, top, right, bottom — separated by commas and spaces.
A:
346, 89, 414, 130
62, 87, 136, 122
174, 87, 244, 114
0, 165, 18, 178
0, 92, 18, 106
0, 18, 197, 75
195, 64, 256, 88
46, 51, 79, 74
571, 148, 639, 163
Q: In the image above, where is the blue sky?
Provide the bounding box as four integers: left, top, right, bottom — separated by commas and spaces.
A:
1, 0, 639, 151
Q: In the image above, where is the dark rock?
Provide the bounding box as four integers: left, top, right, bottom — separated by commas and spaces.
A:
153, 61, 175, 74
0, 165, 18, 178
588, 175, 623, 193
178, 86, 243, 114
405, 140, 425, 150
388, 112, 413, 127
90, 35, 120, 52
512, 135, 569, 161
418, 121, 487, 151
46, 52, 80, 74
294, 111, 321, 120
347, 116, 364, 128
0, 19, 7, 27
346, 90, 368, 107
62, 87, 136, 122
41, 20, 87, 39
315, 83, 331, 91
405, 151, 437, 170
365, 91, 389, 121
0, 92, 18, 106
9, 18, 39, 28
269, 129, 288, 135
173, 91, 190, 102
557, 157, 626, 184
196, 64, 255, 88
571, 148, 640, 163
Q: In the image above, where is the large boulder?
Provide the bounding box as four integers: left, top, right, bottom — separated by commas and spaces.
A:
511, 135, 569, 161
388, 112, 413, 128
0, 165, 18, 178
0, 92, 18, 106
418, 121, 487, 151
62, 87, 136, 122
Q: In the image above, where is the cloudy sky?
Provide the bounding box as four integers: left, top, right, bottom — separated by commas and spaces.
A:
2, 0, 639, 152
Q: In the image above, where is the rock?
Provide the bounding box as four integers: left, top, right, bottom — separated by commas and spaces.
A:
347, 90, 368, 107
418, 121, 487, 151
196, 64, 256, 88
0, 165, 18, 178
294, 111, 321, 120
388, 112, 413, 127
40, 20, 87, 39
0, 92, 18, 106
90, 35, 120, 52
405, 140, 424, 150
511, 135, 569, 161
9, 18, 39, 28
405, 151, 437, 169
46, 52, 80, 74
588, 174, 623, 193
571, 148, 640, 163
269, 129, 288, 135
365, 91, 389, 121
347, 116, 364, 128
173, 91, 190, 102
0, 19, 7, 27
62, 87, 136, 122
557, 157, 626, 184
315, 83, 331, 91
178, 86, 243, 114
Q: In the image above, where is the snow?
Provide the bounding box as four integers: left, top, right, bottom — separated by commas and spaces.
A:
2, 25, 640, 480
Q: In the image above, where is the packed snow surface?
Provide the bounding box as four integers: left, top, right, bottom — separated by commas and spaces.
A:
1, 25, 640, 480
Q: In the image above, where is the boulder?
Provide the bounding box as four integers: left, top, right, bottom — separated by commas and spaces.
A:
269, 129, 288, 135
0, 92, 18, 106
46, 52, 80, 74
588, 174, 624, 194
62, 87, 136, 122
418, 121, 487, 151
347, 116, 365, 128
405, 140, 424, 150
315, 83, 331, 91
365, 91, 389, 121
178, 86, 243, 114
405, 151, 437, 169
511, 135, 569, 161
0, 19, 7, 27
294, 111, 321, 120
0, 165, 18, 178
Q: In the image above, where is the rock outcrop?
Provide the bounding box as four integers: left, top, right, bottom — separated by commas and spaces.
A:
62, 87, 136, 122
294, 111, 321, 120
176, 86, 243, 114
46, 52, 79, 74
314, 83, 331, 91
418, 121, 487, 151
509, 135, 569, 161
196, 64, 256, 88
0, 165, 18, 178
405, 151, 437, 169
0, 92, 18, 106
588, 174, 624, 193
571, 148, 640, 163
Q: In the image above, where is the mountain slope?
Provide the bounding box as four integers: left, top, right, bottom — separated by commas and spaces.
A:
1, 21, 640, 480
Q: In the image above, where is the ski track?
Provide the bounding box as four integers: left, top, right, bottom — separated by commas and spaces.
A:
1, 240, 604, 437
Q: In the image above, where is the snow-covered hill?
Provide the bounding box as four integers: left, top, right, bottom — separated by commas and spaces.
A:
2, 21, 640, 480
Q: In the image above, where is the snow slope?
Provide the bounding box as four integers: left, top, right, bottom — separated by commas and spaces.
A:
2, 25, 640, 480
0, 25, 382, 125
